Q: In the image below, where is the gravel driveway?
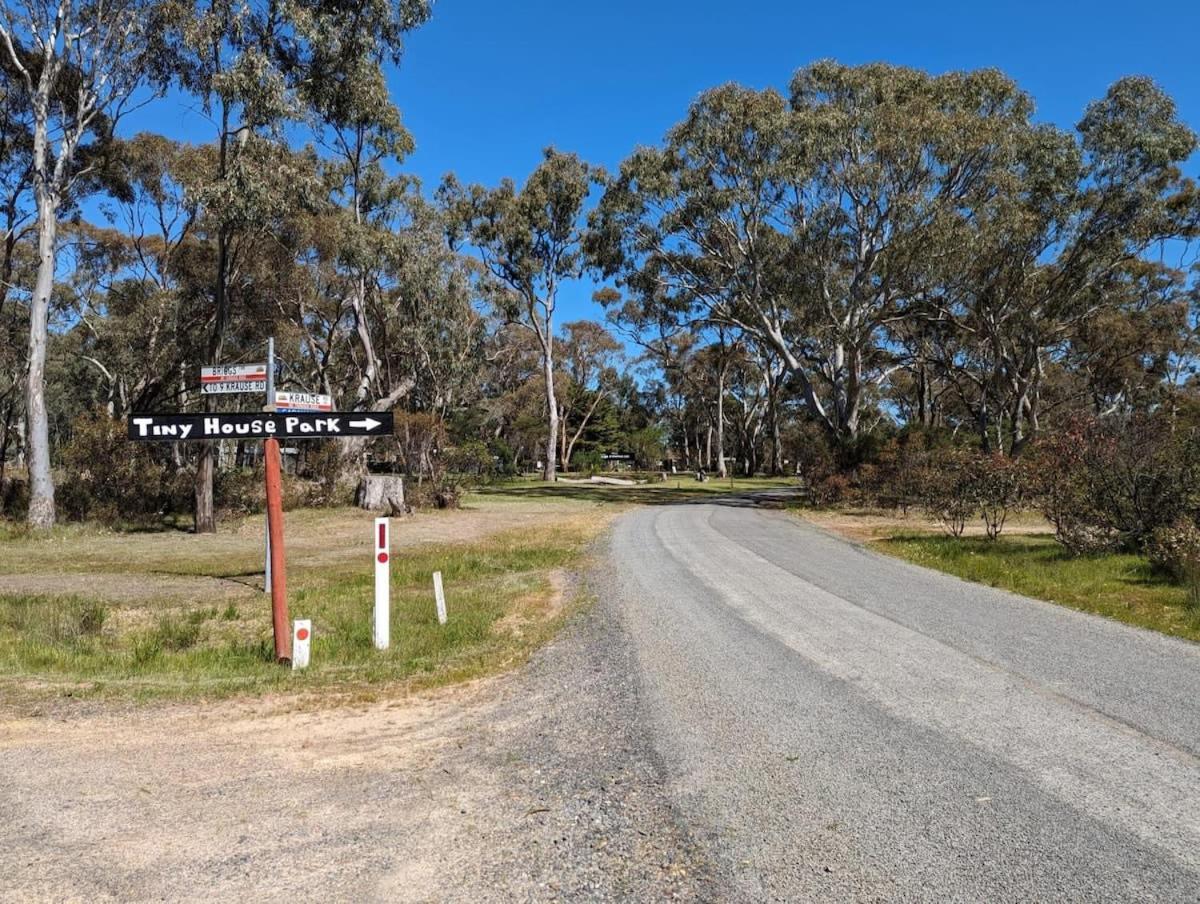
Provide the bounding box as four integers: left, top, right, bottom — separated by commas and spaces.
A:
1, 584, 716, 902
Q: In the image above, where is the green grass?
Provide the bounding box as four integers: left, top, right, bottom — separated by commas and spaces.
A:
0, 518, 598, 706
876, 533, 1200, 643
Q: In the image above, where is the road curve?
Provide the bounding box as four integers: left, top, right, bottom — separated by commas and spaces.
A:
602, 499, 1200, 902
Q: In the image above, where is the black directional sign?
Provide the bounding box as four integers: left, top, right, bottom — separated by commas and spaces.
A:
127, 412, 393, 442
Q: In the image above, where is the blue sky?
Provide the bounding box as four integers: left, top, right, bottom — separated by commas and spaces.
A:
129, 0, 1200, 327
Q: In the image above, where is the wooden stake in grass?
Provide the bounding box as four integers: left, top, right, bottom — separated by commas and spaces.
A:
433, 571, 447, 625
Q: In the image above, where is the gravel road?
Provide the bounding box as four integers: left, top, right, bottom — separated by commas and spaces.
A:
1, 581, 716, 902
602, 498, 1200, 901
7, 496, 1200, 902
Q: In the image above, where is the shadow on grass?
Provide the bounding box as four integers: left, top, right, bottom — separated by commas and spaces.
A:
477, 481, 804, 509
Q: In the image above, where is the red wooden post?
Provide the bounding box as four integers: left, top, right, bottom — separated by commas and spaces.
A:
264, 437, 291, 662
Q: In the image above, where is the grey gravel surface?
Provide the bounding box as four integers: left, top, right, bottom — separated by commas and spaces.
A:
602, 499, 1200, 902
1, 585, 717, 902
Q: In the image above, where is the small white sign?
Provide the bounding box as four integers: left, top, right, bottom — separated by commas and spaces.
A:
275, 390, 333, 412
433, 571, 447, 625
292, 619, 312, 670
200, 363, 267, 395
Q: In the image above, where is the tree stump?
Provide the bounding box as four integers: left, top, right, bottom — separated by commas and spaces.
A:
356, 475, 406, 515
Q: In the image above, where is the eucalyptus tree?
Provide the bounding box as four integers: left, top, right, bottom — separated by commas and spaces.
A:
0, 0, 164, 528
166, 0, 431, 530
440, 149, 599, 480
557, 319, 622, 470
591, 63, 1037, 445
929, 76, 1199, 452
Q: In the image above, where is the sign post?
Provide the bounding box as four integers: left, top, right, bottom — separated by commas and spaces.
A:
274, 390, 333, 413
264, 338, 275, 595
200, 363, 268, 394
374, 517, 390, 650
127, 399, 394, 668
433, 571, 447, 625
127, 411, 393, 441
264, 435, 290, 662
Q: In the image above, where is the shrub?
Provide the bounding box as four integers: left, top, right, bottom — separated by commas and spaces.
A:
1147, 521, 1200, 613
810, 473, 851, 507
972, 453, 1028, 541
570, 449, 603, 474
917, 447, 977, 538
442, 441, 495, 485
1029, 416, 1200, 554
296, 442, 351, 507
59, 409, 185, 525
0, 475, 28, 519
214, 465, 265, 516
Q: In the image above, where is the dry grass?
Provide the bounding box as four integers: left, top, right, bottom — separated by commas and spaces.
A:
0, 492, 616, 709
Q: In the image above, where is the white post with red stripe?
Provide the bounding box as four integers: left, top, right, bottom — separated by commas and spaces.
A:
374, 517, 390, 650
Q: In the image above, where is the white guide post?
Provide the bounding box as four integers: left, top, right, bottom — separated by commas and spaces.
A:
433, 571, 447, 625
374, 517, 390, 650
292, 619, 311, 670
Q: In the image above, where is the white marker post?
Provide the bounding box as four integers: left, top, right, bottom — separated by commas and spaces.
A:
433, 571, 447, 625
292, 619, 311, 670
374, 517, 390, 650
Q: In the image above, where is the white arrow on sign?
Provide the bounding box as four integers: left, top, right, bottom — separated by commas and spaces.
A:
349, 417, 382, 431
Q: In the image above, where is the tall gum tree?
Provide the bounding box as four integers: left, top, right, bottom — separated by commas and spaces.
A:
165, 0, 431, 531
0, 0, 163, 528
440, 150, 599, 481
926, 76, 1199, 452
590, 63, 1037, 445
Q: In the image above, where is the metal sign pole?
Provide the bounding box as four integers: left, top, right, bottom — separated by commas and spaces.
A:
265, 434, 291, 662
264, 337, 274, 594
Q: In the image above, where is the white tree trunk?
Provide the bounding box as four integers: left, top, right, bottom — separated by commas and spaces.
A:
25, 191, 56, 529
542, 339, 559, 481
715, 366, 728, 479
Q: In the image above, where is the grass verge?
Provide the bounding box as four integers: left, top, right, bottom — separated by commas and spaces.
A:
0, 513, 603, 707
876, 533, 1200, 643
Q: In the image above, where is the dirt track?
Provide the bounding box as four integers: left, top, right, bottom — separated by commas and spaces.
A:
1, 590, 712, 902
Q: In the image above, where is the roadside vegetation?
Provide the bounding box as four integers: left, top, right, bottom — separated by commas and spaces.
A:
798, 416, 1200, 642
0, 1, 1198, 698
0, 494, 613, 707
877, 533, 1200, 643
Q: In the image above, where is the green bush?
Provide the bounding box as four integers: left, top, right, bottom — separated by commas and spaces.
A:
214, 465, 265, 516
1029, 416, 1200, 555
0, 475, 28, 519
58, 409, 186, 525
1146, 520, 1200, 610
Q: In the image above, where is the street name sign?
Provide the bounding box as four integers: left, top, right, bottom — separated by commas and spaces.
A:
127, 412, 393, 441
274, 390, 333, 413
201, 363, 268, 395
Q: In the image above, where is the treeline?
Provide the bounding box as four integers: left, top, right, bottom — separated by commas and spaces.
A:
1, 2, 1198, 576
0, 1, 662, 532
587, 61, 1200, 577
